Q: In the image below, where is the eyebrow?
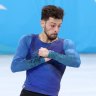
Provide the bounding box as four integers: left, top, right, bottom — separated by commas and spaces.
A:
50, 22, 62, 25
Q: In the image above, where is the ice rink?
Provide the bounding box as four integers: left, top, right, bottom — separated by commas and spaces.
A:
0, 54, 96, 96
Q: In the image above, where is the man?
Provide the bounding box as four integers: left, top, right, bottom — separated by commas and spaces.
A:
11, 5, 81, 96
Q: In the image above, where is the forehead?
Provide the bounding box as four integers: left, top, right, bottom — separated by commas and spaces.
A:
47, 17, 62, 25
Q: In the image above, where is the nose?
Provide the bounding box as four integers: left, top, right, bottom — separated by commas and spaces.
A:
54, 26, 59, 33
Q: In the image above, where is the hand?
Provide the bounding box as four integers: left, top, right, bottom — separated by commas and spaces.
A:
44, 58, 51, 62
38, 47, 49, 58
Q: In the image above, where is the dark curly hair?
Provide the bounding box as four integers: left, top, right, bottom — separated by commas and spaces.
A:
41, 5, 64, 20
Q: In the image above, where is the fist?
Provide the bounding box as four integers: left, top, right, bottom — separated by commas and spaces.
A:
38, 47, 49, 57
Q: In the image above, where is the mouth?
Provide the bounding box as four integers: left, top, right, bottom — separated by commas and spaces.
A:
52, 34, 57, 36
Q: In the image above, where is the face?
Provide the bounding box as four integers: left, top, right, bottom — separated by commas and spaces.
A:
41, 17, 62, 40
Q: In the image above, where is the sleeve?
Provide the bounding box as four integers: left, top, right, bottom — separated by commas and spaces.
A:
48, 39, 81, 67
11, 35, 45, 72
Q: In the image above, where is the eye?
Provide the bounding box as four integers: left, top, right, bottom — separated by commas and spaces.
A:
51, 25, 55, 28
58, 24, 61, 28
58, 25, 61, 28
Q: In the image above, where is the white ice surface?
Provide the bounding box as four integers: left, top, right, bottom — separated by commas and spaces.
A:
0, 54, 96, 96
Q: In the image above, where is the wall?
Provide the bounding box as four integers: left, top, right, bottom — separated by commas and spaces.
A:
0, 0, 96, 54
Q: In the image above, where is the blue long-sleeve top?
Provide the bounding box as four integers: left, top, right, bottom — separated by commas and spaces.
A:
11, 34, 81, 72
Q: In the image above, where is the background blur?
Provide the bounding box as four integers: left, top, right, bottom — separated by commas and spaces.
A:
0, 0, 96, 54
0, 0, 96, 96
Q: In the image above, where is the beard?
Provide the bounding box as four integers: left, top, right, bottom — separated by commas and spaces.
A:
44, 28, 58, 41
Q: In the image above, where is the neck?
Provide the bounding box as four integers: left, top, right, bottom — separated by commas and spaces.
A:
39, 32, 58, 43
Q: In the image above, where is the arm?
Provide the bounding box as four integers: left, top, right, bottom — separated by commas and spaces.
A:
11, 35, 45, 73
48, 39, 81, 67
38, 39, 81, 67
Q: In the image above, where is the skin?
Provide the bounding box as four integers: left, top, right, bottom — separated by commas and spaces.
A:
38, 17, 62, 61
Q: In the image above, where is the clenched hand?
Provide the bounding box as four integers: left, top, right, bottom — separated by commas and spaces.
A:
38, 47, 51, 62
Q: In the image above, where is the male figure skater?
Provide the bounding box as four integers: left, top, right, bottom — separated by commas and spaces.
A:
11, 5, 81, 96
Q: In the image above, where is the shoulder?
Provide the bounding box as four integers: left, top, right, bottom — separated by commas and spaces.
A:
19, 34, 35, 46
20, 34, 39, 41
64, 39, 75, 45
59, 38, 75, 46
20, 34, 33, 40
63, 39, 76, 50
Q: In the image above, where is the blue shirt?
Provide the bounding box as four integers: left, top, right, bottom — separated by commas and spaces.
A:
11, 34, 81, 96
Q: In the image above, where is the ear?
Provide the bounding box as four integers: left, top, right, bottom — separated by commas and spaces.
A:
40, 20, 45, 28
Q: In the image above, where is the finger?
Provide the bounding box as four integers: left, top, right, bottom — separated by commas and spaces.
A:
40, 47, 44, 49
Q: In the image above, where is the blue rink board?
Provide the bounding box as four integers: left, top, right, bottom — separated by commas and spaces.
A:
0, 0, 96, 54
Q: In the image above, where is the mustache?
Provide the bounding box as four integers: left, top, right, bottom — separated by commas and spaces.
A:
52, 33, 58, 35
